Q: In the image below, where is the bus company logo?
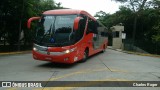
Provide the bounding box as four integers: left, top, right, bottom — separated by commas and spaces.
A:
50, 38, 55, 43
2, 82, 11, 87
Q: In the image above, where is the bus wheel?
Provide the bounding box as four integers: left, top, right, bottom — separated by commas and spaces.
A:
80, 49, 88, 62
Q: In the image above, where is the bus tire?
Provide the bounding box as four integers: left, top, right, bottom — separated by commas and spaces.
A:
80, 49, 88, 62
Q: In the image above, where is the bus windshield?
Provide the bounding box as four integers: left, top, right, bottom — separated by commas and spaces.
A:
34, 15, 77, 47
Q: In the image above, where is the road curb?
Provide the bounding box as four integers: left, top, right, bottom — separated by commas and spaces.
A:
122, 51, 160, 58
0, 51, 32, 56
108, 47, 160, 58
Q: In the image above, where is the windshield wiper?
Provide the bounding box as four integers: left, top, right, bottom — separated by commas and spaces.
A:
39, 16, 56, 44
39, 24, 52, 44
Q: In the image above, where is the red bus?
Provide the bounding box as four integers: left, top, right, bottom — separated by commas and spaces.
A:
27, 9, 108, 64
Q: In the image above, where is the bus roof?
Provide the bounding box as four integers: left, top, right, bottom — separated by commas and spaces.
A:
43, 9, 96, 21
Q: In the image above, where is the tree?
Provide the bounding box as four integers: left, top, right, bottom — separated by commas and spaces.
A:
0, 0, 63, 51
94, 11, 110, 27
149, 0, 160, 9
150, 0, 160, 43
95, 11, 107, 18
112, 0, 149, 50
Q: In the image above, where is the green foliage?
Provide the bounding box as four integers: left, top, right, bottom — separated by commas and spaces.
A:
0, 0, 63, 46
149, 0, 160, 9
95, 6, 133, 30
112, 0, 148, 12
152, 22, 160, 42
96, 0, 160, 54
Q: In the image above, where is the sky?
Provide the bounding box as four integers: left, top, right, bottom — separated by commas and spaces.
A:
54, 0, 122, 16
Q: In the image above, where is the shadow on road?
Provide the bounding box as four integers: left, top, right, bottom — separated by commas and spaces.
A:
37, 62, 78, 69
36, 51, 106, 69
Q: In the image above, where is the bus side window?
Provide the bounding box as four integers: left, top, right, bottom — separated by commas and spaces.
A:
87, 19, 98, 34
96, 21, 108, 37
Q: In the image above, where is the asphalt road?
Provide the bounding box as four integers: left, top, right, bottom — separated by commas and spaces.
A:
0, 49, 159, 90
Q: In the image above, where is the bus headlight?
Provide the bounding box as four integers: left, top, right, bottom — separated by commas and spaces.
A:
63, 48, 76, 54
33, 47, 38, 51
65, 50, 70, 53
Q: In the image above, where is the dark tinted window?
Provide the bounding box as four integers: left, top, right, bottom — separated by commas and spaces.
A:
75, 15, 87, 41
87, 18, 98, 34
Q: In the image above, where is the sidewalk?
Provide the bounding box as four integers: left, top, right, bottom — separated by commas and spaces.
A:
0, 50, 31, 56
108, 46, 160, 58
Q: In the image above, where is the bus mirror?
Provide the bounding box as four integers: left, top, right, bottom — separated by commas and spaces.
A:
27, 17, 40, 29
73, 17, 83, 31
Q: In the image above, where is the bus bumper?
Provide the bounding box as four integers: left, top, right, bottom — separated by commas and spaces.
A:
32, 50, 78, 64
